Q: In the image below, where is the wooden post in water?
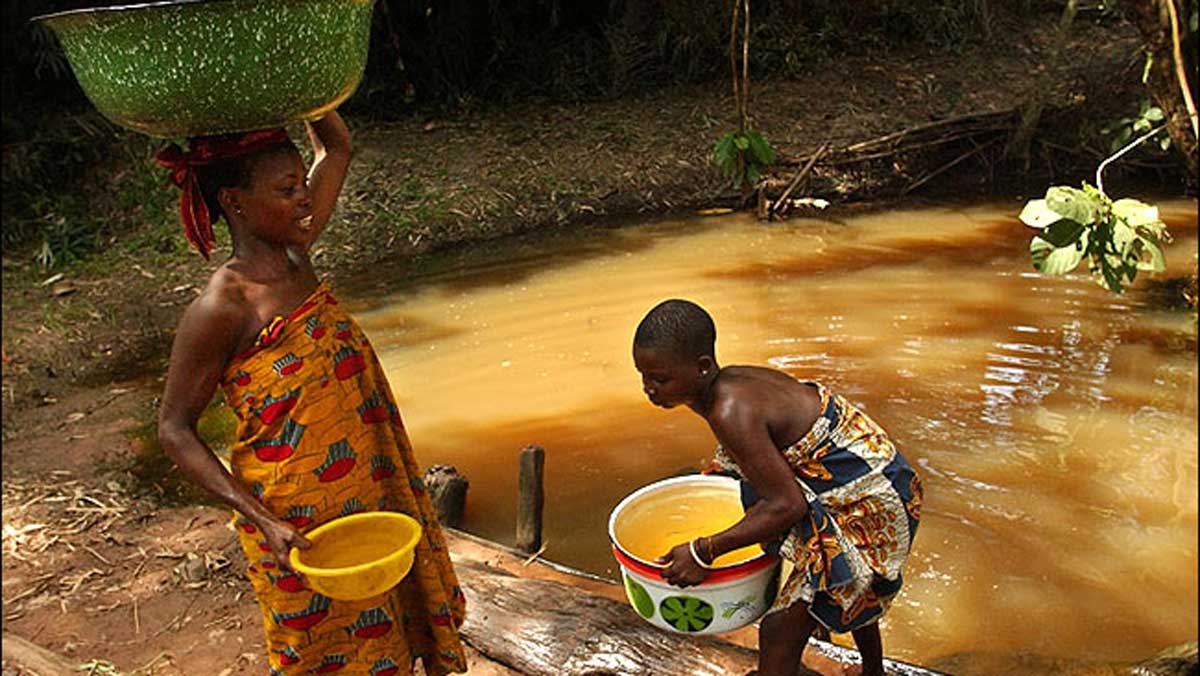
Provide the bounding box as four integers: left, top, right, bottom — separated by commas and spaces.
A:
424, 464, 469, 529
515, 444, 544, 553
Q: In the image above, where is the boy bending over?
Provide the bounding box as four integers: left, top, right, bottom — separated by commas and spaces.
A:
633, 299, 922, 676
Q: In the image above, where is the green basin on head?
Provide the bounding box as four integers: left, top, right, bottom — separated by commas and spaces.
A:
34, 0, 376, 138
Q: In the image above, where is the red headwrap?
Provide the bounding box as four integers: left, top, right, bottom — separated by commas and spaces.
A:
154, 128, 292, 259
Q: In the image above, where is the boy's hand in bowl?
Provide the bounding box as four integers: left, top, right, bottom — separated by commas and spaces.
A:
658, 542, 707, 588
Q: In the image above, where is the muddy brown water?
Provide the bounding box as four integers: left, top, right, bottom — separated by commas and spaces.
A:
341, 200, 1198, 669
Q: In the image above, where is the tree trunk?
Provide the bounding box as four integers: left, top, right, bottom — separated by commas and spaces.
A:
1126, 0, 1199, 182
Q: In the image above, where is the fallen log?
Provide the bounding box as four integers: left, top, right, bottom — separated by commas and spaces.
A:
446, 530, 949, 676
902, 137, 1002, 195
772, 108, 1017, 174
841, 109, 1015, 154
453, 556, 759, 676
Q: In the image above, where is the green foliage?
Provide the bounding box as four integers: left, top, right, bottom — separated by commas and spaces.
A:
1019, 183, 1171, 293
1103, 99, 1170, 153
296, 0, 1055, 110
712, 129, 775, 192
4, 1, 1065, 115
31, 211, 97, 269
2, 102, 179, 269
3, 110, 112, 263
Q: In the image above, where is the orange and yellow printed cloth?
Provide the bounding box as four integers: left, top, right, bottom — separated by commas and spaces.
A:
219, 281, 467, 676
711, 381, 922, 633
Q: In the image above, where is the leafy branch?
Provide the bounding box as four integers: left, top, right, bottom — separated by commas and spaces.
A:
712, 129, 774, 191
1018, 47, 1187, 297
1100, 99, 1169, 154
1019, 184, 1170, 294
710, 0, 774, 197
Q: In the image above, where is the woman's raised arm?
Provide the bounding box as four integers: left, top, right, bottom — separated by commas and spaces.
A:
301, 109, 353, 245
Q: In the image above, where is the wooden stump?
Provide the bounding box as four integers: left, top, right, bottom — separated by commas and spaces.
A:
516, 444, 544, 553
424, 464, 469, 529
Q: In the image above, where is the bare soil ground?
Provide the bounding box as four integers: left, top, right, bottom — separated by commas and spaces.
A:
0, 386, 520, 676
0, 16, 1181, 676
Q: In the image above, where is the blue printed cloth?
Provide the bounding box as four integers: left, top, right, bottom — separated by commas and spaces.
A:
713, 381, 922, 632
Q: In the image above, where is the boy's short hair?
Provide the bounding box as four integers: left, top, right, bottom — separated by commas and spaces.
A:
634, 299, 716, 361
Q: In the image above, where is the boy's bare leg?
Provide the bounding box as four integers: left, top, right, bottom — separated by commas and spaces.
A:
851, 622, 885, 676
757, 601, 819, 676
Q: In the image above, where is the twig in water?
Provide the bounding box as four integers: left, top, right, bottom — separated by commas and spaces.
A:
771, 143, 829, 218
521, 542, 549, 566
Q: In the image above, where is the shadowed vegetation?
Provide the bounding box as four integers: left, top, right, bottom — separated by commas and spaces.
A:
3, 0, 1068, 263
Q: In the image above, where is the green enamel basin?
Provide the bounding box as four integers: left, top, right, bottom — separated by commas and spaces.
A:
34, 0, 376, 138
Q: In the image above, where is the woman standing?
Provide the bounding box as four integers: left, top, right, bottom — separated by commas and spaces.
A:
156, 111, 467, 675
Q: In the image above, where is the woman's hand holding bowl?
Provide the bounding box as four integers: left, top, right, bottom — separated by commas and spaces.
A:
260, 517, 312, 574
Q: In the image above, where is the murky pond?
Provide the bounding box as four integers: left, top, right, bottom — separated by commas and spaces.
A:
345, 200, 1197, 668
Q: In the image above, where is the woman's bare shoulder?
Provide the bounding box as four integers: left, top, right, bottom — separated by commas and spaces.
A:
178, 268, 253, 340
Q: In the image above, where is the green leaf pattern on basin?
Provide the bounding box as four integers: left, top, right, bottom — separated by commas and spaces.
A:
659, 595, 714, 632
720, 595, 755, 619
39, 0, 374, 137
622, 573, 655, 619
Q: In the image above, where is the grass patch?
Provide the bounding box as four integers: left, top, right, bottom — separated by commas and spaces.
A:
335, 163, 452, 251
3, 108, 183, 268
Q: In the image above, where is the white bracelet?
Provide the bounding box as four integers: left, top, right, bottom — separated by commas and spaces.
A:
688, 538, 716, 570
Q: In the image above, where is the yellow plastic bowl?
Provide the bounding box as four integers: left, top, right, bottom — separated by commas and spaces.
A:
289, 511, 422, 601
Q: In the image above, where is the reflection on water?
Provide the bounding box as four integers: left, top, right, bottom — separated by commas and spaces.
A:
347, 201, 1198, 667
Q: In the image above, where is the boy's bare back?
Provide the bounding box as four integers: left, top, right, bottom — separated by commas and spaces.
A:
706, 365, 824, 453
